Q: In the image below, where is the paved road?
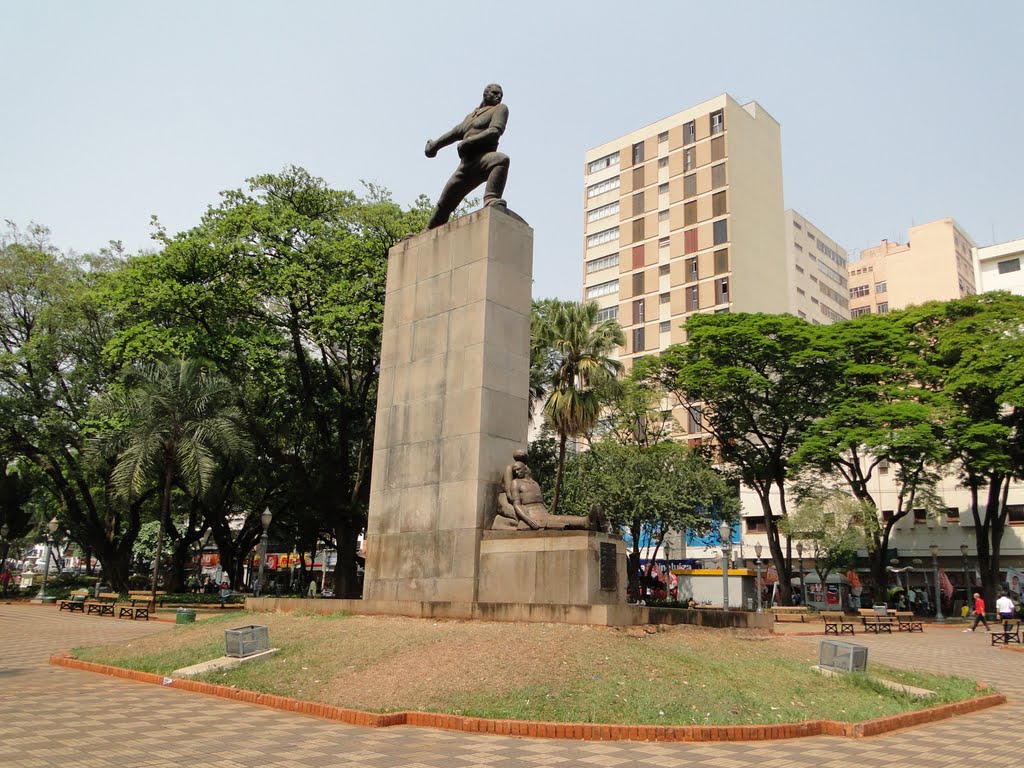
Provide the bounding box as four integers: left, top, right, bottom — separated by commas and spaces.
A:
0, 604, 1020, 767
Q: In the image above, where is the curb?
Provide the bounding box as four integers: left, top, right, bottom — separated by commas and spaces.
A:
49, 654, 1006, 742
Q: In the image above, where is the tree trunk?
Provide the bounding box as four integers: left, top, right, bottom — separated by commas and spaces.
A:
333, 520, 362, 598
152, 465, 173, 601
551, 432, 568, 514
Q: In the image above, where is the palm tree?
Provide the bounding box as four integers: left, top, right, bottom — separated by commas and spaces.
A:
93, 358, 250, 602
533, 300, 624, 513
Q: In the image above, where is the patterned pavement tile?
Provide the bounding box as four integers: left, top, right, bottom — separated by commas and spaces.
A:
1, 604, 1022, 767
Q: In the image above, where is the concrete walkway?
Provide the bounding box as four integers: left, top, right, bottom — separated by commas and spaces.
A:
0, 604, 1019, 767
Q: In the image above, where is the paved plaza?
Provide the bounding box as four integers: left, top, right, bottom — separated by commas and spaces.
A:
0, 604, 1020, 767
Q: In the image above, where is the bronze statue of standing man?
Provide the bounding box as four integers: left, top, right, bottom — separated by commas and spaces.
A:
424, 84, 510, 229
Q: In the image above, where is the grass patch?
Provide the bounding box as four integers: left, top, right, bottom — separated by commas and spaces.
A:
70, 614, 986, 726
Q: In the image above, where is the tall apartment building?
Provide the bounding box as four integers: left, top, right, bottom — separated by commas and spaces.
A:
974, 237, 1024, 296
847, 218, 976, 317
785, 210, 851, 324
581, 94, 787, 371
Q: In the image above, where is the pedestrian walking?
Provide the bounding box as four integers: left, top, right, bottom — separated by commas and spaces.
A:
964, 592, 991, 632
219, 581, 232, 608
996, 592, 1015, 626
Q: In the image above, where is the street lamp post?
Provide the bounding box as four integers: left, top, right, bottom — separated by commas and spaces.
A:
719, 521, 732, 612
1, 523, 9, 597
795, 542, 805, 606
34, 518, 59, 602
960, 544, 971, 611
256, 509, 272, 598
929, 543, 945, 623
754, 542, 763, 613
663, 539, 673, 602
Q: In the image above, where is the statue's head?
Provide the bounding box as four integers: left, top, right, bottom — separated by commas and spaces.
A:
481, 84, 503, 107
512, 460, 531, 479
512, 448, 528, 462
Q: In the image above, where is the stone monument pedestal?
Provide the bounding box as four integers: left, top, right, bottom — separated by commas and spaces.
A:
478, 530, 626, 605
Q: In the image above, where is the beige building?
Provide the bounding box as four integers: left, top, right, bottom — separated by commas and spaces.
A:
847, 218, 976, 317
974, 237, 1024, 296
785, 210, 850, 324
581, 94, 787, 373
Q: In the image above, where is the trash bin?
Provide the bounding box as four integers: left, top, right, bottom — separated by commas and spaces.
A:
176, 608, 197, 624
224, 625, 270, 657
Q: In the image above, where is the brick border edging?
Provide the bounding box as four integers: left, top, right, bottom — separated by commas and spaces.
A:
49, 654, 1006, 742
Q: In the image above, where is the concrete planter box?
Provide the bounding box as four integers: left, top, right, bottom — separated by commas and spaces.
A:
225, 625, 269, 657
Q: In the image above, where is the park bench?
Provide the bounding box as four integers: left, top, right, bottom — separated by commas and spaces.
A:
84, 592, 120, 617
991, 620, 1021, 646
119, 603, 150, 621
58, 589, 90, 612
895, 611, 923, 632
128, 590, 166, 607
858, 608, 895, 634
771, 606, 811, 623
822, 611, 854, 636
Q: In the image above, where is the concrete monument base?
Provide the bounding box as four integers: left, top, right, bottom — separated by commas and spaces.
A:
478, 530, 626, 605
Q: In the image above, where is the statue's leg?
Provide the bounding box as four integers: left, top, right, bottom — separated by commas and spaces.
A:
427, 164, 482, 229
481, 152, 510, 205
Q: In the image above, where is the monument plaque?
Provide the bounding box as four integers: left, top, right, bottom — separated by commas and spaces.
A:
600, 542, 618, 591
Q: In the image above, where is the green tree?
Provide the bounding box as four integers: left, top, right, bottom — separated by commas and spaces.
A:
532, 299, 624, 513
559, 441, 736, 602
0, 223, 142, 589
640, 313, 842, 604
780, 492, 877, 588
91, 358, 251, 599
901, 292, 1024, 606
103, 169, 429, 597
791, 312, 945, 592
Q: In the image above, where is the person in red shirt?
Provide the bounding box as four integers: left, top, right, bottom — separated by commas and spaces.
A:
966, 592, 991, 632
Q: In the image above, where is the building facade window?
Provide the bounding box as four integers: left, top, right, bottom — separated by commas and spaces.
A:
710, 109, 724, 135
684, 147, 695, 171
587, 176, 620, 198
683, 120, 696, 145
877, 302, 889, 314
850, 285, 870, 299
632, 299, 645, 325
998, 258, 1021, 274
659, 237, 670, 248
586, 226, 618, 249
686, 257, 698, 281
687, 404, 703, 433
587, 201, 620, 223
712, 191, 727, 217
632, 218, 644, 242
658, 182, 669, 195
632, 271, 644, 295
714, 248, 729, 274
684, 228, 698, 254
658, 209, 669, 221
587, 151, 620, 174
658, 156, 669, 168
632, 327, 645, 353
632, 142, 644, 164
684, 201, 697, 226
683, 174, 697, 198
686, 285, 699, 311
658, 264, 670, 276
596, 306, 618, 322
585, 252, 619, 274
850, 306, 872, 318
586, 279, 619, 300
713, 219, 728, 245
711, 135, 725, 161
714, 277, 729, 304
659, 292, 670, 304
659, 320, 671, 333
657, 131, 669, 143
711, 163, 727, 189
820, 304, 845, 322
874, 280, 888, 293
632, 245, 645, 269
633, 192, 644, 216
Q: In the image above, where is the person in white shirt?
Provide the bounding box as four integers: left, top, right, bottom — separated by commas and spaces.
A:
996, 592, 1015, 623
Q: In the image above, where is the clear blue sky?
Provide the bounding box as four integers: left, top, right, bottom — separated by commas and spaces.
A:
2, 1, 1021, 300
